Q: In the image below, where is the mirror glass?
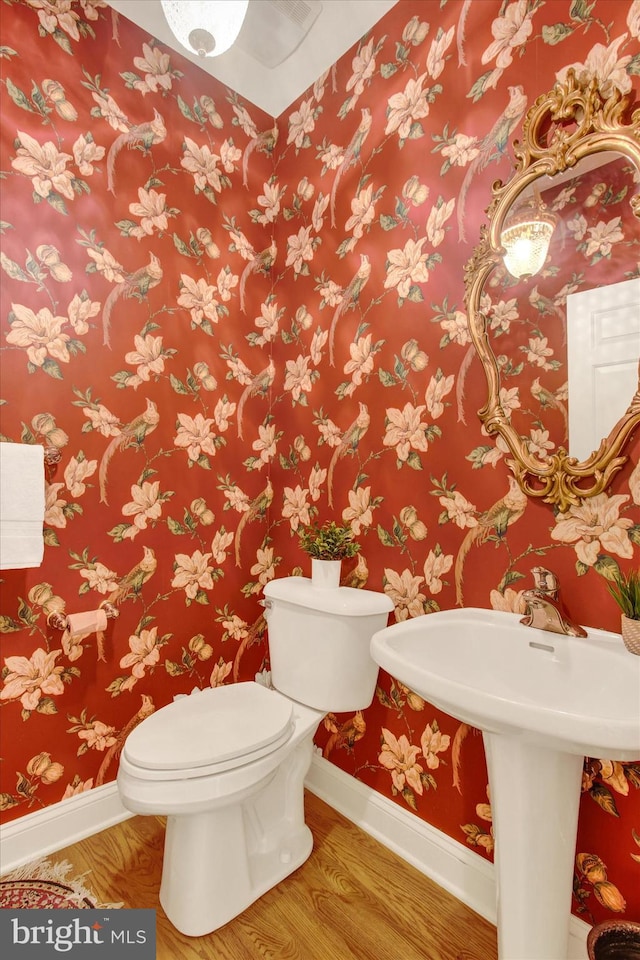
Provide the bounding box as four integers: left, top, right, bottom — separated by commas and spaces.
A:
464, 71, 640, 509
483, 152, 640, 465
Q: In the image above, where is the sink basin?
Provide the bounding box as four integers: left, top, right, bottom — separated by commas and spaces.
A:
370, 608, 640, 960
370, 607, 640, 760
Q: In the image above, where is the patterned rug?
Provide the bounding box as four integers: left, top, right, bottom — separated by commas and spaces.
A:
0, 857, 123, 910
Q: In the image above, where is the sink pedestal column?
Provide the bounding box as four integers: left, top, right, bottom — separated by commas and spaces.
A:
483, 733, 584, 960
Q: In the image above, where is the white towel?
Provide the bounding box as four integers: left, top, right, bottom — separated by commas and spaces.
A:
0, 442, 45, 570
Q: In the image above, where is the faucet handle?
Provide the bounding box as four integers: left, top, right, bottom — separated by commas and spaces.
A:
531, 566, 558, 596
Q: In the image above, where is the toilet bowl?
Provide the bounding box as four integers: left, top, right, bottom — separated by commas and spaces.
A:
117, 576, 393, 937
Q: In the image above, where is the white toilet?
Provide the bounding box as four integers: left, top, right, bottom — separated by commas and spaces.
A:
117, 576, 393, 937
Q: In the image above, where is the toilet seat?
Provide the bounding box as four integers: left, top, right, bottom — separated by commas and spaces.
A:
122, 682, 294, 780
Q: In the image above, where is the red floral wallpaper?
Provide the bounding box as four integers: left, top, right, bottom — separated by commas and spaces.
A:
1, 0, 638, 928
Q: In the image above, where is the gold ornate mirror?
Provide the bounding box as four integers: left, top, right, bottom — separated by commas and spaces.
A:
464, 70, 640, 510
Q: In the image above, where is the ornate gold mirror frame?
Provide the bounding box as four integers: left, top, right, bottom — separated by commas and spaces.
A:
464, 70, 640, 510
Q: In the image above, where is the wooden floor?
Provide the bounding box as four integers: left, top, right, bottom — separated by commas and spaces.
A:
16, 791, 498, 959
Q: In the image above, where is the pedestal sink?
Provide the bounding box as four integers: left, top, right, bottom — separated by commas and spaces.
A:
370, 608, 640, 960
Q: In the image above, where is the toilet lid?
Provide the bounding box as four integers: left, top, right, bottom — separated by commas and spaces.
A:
123, 682, 294, 772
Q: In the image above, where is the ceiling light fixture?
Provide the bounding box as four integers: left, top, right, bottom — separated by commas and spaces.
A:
160, 0, 249, 58
501, 191, 557, 280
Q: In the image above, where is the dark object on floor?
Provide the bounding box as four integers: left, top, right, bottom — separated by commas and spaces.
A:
587, 920, 640, 960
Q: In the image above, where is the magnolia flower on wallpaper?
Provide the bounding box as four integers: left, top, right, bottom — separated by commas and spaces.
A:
378, 728, 424, 795
82, 402, 120, 437
383, 568, 426, 621
346, 36, 377, 101
6, 304, 70, 368
284, 355, 315, 402
423, 549, 453, 595
27, 0, 82, 39
439, 490, 478, 529
75, 721, 117, 753
426, 197, 455, 247
488, 297, 518, 335
132, 42, 174, 94
343, 334, 377, 394
557, 34, 633, 98
121, 481, 165, 538
281, 485, 311, 531
173, 412, 219, 462
68, 294, 100, 334
527, 427, 555, 460
551, 493, 634, 566
124, 333, 169, 385
119, 627, 162, 689
210, 659, 233, 687
0, 648, 65, 712
425, 371, 454, 419
171, 550, 215, 600
286, 98, 317, 149
490, 587, 527, 614
45, 482, 68, 529
285, 226, 316, 274
79, 562, 118, 595
384, 73, 431, 141
250, 546, 276, 586
629, 0, 640, 37
525, 335, 554, 370
426, 26, 455, 80
210, 529, 234, 565
86, 244, 125, 283
384, 237, 430, 299
64, 455, 97, 498
582, 217, 624, 260
440, 308, 471, 346
383, 402, 430, 462
72, 134, 104, 177
180, 138, 224, 193
345, 185, 378, 239
342, 486, 374, 535
91, 91, 129, 133
481, 0, 533, 73
308, 465, 326, 502
127, 187, 172, 237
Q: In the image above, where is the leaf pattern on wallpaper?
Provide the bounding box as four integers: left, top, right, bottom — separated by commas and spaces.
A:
1, 0, 639, 924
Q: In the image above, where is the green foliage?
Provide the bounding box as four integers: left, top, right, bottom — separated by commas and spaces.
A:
607, 568, 640, 620
297, 521, 360, 560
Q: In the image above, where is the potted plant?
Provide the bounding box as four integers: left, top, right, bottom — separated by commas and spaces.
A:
298, 520, 360, 589
607, 568, 640, 655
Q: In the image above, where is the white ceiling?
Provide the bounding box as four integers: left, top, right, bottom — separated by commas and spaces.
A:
105, 0, 398, 117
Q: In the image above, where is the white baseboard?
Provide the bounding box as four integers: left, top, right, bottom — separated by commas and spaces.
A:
0, 755, 590, 959
0, 783, 130, 875
305, 753, 590, 960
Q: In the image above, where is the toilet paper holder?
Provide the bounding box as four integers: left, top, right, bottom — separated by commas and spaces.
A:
47, 602, 119, 631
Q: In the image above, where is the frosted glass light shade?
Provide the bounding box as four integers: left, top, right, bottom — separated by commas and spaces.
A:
160, 0, 249, 58
501, 213, 556, 280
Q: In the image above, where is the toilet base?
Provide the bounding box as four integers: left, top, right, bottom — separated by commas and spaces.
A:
158, 731, 316, 937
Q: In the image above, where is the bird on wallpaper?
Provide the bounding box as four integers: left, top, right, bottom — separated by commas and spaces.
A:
232, 611, 267, 682
238, 242, 277, 314
330, 107, 373, 228
456, 85, 528, 243
242, 122, 278, 188
94, 694, 155, 786
102, 252, 163, 348
456, 0, 473, 66
530, 378, 568, 441
327, 402, 370, 508
455, 343, 476, 425
329, 254, 372, 366
236, 359, 276, 439
98, 399, 160, 505
454, 476, 528, 606
234, 480, 274, 567
340, 553, 369, 589
106, 109, 167, 196
322, 710, 367, 758
104, 546, 158, 606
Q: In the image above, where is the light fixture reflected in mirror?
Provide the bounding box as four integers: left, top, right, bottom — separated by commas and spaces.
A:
160, 0, 249, 58
501, 191, 557, 280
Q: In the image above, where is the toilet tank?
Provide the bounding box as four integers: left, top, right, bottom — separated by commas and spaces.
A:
262, 577, 394, 712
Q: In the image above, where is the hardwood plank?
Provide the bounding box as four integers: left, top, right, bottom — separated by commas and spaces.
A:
2, 792, 498, 960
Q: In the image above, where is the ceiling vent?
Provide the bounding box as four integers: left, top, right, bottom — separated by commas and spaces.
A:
236, 0, 323, 68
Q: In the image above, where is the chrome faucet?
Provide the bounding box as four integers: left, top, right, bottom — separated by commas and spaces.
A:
520, 566, 587, 637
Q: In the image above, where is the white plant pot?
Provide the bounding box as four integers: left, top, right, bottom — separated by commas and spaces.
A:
311, 559, 341, 589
